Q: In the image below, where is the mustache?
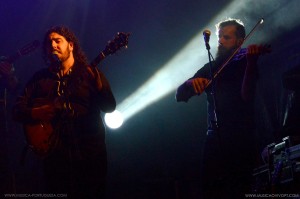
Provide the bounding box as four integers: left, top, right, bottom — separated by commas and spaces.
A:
218, 44, 226, 51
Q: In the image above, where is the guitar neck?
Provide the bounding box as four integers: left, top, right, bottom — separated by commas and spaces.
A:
6, 52, 22, 63
4, 40, 40, 64
89, 32, 130, 68
90, 51, 106, 68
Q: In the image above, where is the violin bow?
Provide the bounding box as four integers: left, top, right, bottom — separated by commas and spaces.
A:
206, 18, 265, 87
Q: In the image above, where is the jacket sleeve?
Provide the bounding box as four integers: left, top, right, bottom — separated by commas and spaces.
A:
175, 80, 195, 102
96, 70, 116, 113
175, 64, 209, 102
61, 69, 117, 119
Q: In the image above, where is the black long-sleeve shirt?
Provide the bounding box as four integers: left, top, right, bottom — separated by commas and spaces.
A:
13, 61, 116, 147
176, 54, 255, 134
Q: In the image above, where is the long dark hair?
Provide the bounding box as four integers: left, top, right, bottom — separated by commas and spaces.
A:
42, 25, 89, 67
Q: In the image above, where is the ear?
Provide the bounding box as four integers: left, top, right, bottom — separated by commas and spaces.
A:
69, 42, 74, 51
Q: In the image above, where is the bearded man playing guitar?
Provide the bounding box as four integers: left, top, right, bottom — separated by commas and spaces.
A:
13, 26, 116, 198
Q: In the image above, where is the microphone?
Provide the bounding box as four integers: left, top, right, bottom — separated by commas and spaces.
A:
203, 29, 211, 50
51, 52, 61, 71
203, 29, 211, 44
51, 52, 61, 63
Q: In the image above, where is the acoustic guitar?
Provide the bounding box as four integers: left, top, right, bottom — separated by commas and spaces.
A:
24, 32, 130, 157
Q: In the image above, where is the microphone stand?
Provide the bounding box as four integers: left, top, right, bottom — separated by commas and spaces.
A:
205, 42, 219, 135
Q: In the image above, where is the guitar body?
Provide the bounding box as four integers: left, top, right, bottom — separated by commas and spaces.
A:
23, 98, 58, 157
24, 121, 54, 156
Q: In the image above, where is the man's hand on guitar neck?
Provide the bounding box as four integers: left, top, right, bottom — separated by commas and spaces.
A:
0, 56, 14, 77
31, 104, 56, 121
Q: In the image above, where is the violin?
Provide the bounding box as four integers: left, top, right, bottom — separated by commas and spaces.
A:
232, 44, 272, 61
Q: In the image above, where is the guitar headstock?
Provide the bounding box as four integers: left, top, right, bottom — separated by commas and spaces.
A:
90, 32, 130, 67
18, 40, 40, 56
6, 40, 40, 63
103, 32, 130, 57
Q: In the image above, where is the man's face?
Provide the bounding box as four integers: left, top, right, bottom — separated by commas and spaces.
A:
47, 32, 73, 63
216, 25, 243, 58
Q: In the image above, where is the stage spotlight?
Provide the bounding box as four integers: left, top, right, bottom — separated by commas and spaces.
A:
104, 110, 124, 129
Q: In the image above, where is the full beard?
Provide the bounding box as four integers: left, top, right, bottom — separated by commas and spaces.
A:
59, 48, 71, 62
48, 48, 72, 72
48, 47, 71, 64
215, 45, 238, 65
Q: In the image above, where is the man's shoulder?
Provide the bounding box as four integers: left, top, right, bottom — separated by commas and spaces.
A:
193, 61, 215, 78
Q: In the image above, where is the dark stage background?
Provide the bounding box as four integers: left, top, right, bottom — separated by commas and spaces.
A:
1, 0, 300, 198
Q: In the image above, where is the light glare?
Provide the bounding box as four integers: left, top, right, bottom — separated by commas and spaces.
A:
104, 110, 124, 129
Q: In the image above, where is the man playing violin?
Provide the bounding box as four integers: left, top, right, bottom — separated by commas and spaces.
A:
176, 18, 268, 198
